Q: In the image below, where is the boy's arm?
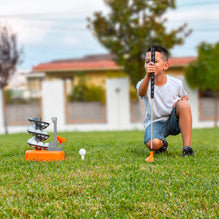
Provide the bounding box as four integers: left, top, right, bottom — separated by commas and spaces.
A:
138, 62, 156, 97
138, 75, 150, 97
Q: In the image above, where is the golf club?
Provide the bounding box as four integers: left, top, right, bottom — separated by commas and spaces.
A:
146, 44, 155, 162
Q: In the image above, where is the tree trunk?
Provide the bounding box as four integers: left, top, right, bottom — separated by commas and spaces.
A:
3, 88, 8, 134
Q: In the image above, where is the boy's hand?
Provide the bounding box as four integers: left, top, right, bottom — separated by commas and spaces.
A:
146, 62, 156, 77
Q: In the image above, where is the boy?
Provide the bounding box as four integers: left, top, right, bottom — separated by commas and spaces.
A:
136, 45, 195, 157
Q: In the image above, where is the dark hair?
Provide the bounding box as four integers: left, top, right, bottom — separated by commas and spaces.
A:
147, 45, 169, 61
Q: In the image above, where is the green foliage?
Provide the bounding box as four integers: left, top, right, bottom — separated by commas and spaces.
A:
87, 0, 191, 86
5, 89, 40, 104
130, 87, 138, 100
69, 84, 105, 103
0, 25, 22, 88
0, 128, 218, 217
69, 73, 105, 103
4, 89, 13, 104
185, 42, 219, 91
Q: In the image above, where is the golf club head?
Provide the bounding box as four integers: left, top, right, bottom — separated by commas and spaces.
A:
145, 151, 154, 162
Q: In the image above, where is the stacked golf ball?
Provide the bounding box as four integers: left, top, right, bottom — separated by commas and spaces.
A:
27, 118, 50, 150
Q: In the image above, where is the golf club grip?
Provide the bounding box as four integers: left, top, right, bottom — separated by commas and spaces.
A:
151, 45, 155, 99
151, 73, 155, 99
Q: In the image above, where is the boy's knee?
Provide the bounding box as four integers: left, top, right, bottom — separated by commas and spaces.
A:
177, 100, 190, 110
146, 138, 163, 151
176, 100, 191, 116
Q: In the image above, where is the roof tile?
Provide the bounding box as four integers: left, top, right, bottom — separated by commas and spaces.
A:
33, 54, 197, 72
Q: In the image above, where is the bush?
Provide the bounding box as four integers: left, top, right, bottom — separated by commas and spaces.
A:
4, 89, 13, 104
69, 84, 105, 103
130, 87, 138, 101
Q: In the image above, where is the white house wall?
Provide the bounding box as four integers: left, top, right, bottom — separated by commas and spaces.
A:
42, 80, 66, 132
0, 77, 217, 135
106, 78, 130, 129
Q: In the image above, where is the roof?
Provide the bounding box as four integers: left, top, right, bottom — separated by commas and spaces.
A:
33, 54, 197, 72
168, 57, 197, 67
33, 54, 121, 72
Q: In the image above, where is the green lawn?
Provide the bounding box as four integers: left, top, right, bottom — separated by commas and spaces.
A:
0, 128, 218, 218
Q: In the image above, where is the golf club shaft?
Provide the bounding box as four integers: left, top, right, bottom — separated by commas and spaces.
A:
151, 98, 154, 150
150, 45, 155, 151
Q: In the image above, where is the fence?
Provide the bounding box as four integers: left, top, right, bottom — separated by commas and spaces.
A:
0, 77, 217, 134
1, 78, 142, 133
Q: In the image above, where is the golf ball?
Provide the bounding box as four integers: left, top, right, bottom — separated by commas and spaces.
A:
79, 148, 86, 155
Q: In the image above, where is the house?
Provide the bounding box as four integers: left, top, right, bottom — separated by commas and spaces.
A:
7, 70, 45, 100
32, 54, 196, 97
32, 54, 124, 85
33, 54, 198, 81
2, 53, 216, 133
32, 54, 126, 97
32, 54, 218, 128
7, 70, 31, 99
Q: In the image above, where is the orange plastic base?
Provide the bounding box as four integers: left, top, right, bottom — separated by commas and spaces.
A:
25, 150, 65, 161
145, 151, 154, 162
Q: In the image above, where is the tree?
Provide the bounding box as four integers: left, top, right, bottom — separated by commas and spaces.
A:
87, 0, 191, 86
185, 42, 219, 127
0, 25, 22, 134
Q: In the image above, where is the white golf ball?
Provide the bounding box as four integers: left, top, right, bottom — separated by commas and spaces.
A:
38, 142, 43, 146
79, 148, 86, 155
79, 148, 86, 160
32, 139, 37, 145
27, 126, 35, 132
28, 137, 35, 144
44, 143, 49, 147
35, 129, 41, 134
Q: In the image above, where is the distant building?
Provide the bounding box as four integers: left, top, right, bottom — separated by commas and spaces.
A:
33, 53, 197, 80
7, 69, 31, 99
32, 53, 197, 93
32, 54, 218, 125
2, 54, 217, 131
7, 69, 45, 99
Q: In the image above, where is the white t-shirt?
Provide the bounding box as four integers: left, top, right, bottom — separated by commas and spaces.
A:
136, 75, 187, 128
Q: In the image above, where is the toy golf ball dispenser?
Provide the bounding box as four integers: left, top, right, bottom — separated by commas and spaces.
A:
25, 117, 65, 161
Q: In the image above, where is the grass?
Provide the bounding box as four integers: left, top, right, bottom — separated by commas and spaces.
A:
0, 128, 218, 218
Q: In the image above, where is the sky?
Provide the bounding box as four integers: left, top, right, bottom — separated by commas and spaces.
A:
0, 0, 219, 70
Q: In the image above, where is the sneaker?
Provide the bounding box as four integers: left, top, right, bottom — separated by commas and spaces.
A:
183, 146, 195, 157
155, 141, 168, 154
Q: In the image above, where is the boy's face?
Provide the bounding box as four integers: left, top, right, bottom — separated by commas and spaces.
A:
145, 51, 169, 75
